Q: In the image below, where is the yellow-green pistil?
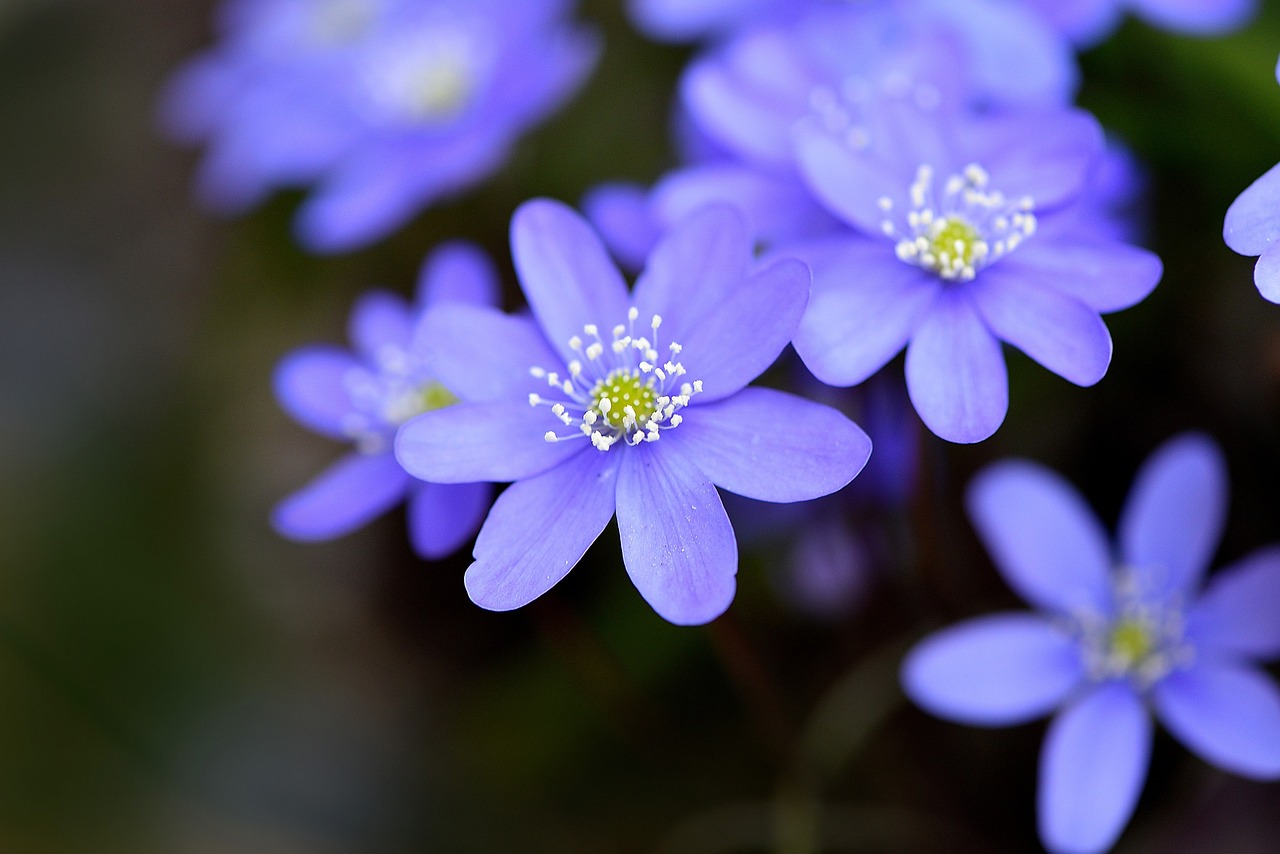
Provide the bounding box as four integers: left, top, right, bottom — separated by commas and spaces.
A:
1107, 617, 1156, 672
591, 369, 658, 430
927, 216, 983, 273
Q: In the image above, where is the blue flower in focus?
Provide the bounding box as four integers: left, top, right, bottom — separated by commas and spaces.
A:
393, 200, 872, 625
903, 434, 1280, 853
274, 242, 498, 557
1027, 0, 1256, 47
1224, 58, 1280, 304
160, 0, 598, 253
787, 96, 1161, 442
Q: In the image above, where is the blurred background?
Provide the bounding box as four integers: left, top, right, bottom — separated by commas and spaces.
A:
3, 0, 1280, 851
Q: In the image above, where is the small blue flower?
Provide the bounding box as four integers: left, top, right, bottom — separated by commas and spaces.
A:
903, 434, 1280, 854
787, 96, 1161, 442
159, 0, 598, 253
273, 242, 498, 557
393, 200, 872, 624
1224, 57, 1280, 304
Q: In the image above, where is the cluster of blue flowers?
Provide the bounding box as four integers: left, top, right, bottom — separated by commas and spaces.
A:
163, 0, 1280, 851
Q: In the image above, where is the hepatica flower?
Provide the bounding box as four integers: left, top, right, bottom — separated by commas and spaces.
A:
903, 434, 1280, 853
789, 96, 1162, 442
394, 200, 872, 624
273, 242, 498, 558
160, 0, 598, 252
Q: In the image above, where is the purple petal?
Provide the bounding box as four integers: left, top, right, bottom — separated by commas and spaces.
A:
1224, 161, 1280, 256
272, 452, 410, 541
1132, 0, 1257, 34
904, 290, 1008, 444
510, 199, 632, 362
1186, 546, 1280, 659
616, 443, 737, 625
793, 120, 912, 235
581, 182, 661, 273
968, 266, 1112, 387
273, 346, 359, 440
414, 303, 560, 402
349, 290, 414, 362
406, 480, 493, 560
903, 613, 1083, 726
1118, 433, 1227, 600
465, 451, 621, 611
1253, 241, 1280, 304
677, 257, 809, 402
1038, 683, 1151, 854
629, 0, 774, 42
998, 237, 1162, 313
395, 400, 586, 484
1153, 662, 1280, 780
632, 204, 751, 343
965, 109, 1101, 209
651, 165, 840, 248
967, 460, 1113, 616
415, 241, 500, 308
670, 387, 871, 503
791, 238, 938, 386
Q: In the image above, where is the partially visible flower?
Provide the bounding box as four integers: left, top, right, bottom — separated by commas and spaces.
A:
159, 0, 598, 253
1225, 59, 1280, 304
903, 434, 1280, 853
1027, 0, 1256, 47
627, 0, 793, 43
273, 242, 498, 558
394, 200, 872, 625
787, 95, 1161, 442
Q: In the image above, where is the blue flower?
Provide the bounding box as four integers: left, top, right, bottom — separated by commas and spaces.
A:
159, 0, 598, 252
1225, 58, 1280, 304
787, 96, 1161, 442
903, 434, 1280, 854
393, 200, 872, 624
273, 242, 498, 558
1027, 0, 1256, 47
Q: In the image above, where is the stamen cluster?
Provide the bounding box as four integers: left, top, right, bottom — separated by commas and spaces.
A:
344, 344, 457, 453
530, 308, 702, 451
879, 163, 1036, 282
1075, 570, 1193, 689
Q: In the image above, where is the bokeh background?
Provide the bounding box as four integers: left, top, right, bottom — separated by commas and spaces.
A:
3, 0, 1280, 851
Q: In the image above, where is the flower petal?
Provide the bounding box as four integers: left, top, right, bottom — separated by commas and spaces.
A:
968, 266, 1112, 387
1186, 546, 1280, 659
272, 452, 409, 541
677, 257, 809, 402
415, 303, 560, 402
1132, 0, 1257, 35
1153, 661, 1280, 780
1118, 433, 1227, 600
415, 241, 500, 308
273, 346, 359, 440
904, 290, 1008, 444
465, 451, 621, 611
902, 613, 1083, 726
1038, 683, 1151, 854
671, 386, 871, 503
617, 444, 738, 625
997, 236, 1162, 313
967, 460, 1113, 615
1224, 160, 1280, 256
632, 203, 751, 343
1252, 240, 1280, 304
510, 198, 631, 363
581, 181, 661, 272
349, 290, 414, 362
395, 400, 585, 484
793, 120, 913, 236
791, 237, 939, 386
965, 109, 1102, 209
406, 480, 493, 560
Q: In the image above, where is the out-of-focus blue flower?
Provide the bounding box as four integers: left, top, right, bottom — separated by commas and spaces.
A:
1027, 0, 1256, 47
393, 200, 872, 625
627, 0, 792, 43
903, 434, 1280, 854
786, 96, 1161, 442
1224, 58, 1280, 304
159, 0, 598, 253
273, 242, 498, 557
